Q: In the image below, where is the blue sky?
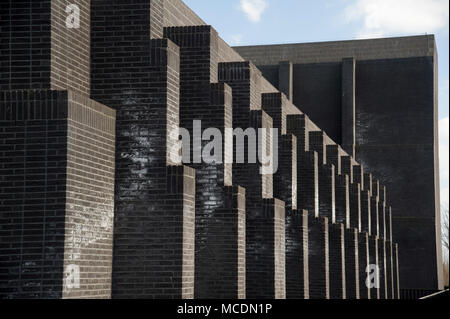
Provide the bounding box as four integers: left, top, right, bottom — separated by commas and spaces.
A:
184, 0, 449, 207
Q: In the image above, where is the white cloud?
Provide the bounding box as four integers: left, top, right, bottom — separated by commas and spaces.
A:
239, 0, 268, 23
345, 0, 449, 38
440, 117, 449, 206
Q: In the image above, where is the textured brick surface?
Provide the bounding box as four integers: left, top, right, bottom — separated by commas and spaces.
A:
368, 236, 380, 299
345, 228, 360, 299
91, 13, 196, 296
1, 0, 409, 300
329, 223, 346, 299
358, 232, 370, 299
236, 37, 439, 292
308, 216, 329, 299
0, 90, 115, 299
0, 1, 90, 95
335, 174, 350, 228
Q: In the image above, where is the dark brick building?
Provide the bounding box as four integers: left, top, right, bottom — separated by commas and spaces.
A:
235, 36, 444, 295
0, 0, 439, 299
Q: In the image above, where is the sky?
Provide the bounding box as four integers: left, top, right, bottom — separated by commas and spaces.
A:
184, 0, 450, 208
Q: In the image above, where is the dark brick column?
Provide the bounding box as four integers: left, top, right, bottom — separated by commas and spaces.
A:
378, 239, 388, 299
329, 223, 346, 299
341, 156, 354, 183
368, 236, 380, 299
326, 145, 341, 175
278, 61, 294, 102
379, 187, 387, 239
393, 244, 400, 299
163, 26, 248, 299
262, 93, 309, 299
91, 11, 197, 296
0, 90, 115, 299
308, 216, 330, 299
0, 0, 91, 95
358, 232, 370, 299
353, 165, 364, 190
341, 57, 356, 158
310, 132, 336, 223
361, 190, 371, 235
371, 195, 380, 238
386, 241, 394, 299
350, 183, 361, 232
245, 199, 286, 299
345, 228, 360, 299
287, 115, 319, 218
219, 62, 286, 299
287, 114, 309, 153
386, 206, 393, 242
335, 175, 350, 229
285, 210, 309, 299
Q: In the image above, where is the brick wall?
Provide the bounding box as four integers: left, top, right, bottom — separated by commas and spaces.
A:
0, 90, 115, 299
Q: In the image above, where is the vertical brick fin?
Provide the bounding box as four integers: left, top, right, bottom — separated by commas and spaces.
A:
320, 164, 336, 223
150, 0, 164, 39
370, 196, 380, 237
372, 180, 380, 198
0, 89, 115, 299
218, 61, 262, 120
210, 82, 233, 186
274, 135, 297, 210
236, 187, 247, 300
335, 174, 350, 228
191, 184, 247, 300
92, 6, 198, 296
368, 236, 380, 299
379, 201, 386, 240
273, 199, 286, 300
298, 151, 319, 218
0, 0, 90, 95
341, 156, 353, 183
350, 183, 361, 232
246, 199, 286, 299
380, 185, 387, 203
364, 173, 373, 196
163, 25, 219, 102
341, 57, 356, 158
308, 216, 330, 299
286, 210, 309, 299
393, 244, 400, 299
50, 0, 91, 95
386, 206, 393, 242
361, 190, 371, 235
309, 131, 326, 165
353, 165, 364, 190
378, 239, 388, 299
386, 241, 395, 299
329, 223, 346, 299
0, 90, 68, 299
63, 92, 116, 299
287, 114, 309, 153
249, 111, 274, 200
175, 166, 196, 299
262, 92, 287, 135
326, 145, 341, 175
358, 232, 370, 299
163, 25, 248, 299
345, 228, 360, 299
278, 61, 293, 101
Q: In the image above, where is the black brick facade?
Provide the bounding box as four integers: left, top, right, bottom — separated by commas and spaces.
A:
0, 0, 413, 299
